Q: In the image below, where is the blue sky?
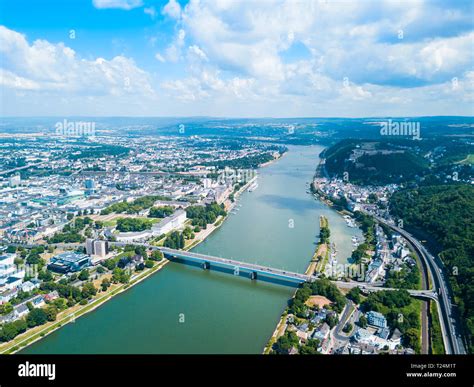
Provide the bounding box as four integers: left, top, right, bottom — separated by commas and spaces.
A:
0, 0, 473, 117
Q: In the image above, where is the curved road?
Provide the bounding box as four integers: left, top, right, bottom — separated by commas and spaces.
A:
375, 217, 465, 355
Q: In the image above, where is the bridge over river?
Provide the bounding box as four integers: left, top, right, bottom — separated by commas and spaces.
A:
111, 242, 438, 301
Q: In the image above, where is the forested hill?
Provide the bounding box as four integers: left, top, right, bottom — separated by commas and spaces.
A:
323, 138, 473, 186
390, 185, 474, 352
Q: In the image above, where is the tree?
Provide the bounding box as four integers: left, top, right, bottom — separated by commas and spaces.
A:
102, 258, 118, 270
319, 226, 330, 243
26, 308, 48, 328
78, 269, 89, 281
163, 231, 185, 249
0, 322, 20, 342
0, 302, 13, 315
6, 245, 16, 254
151, 250, 163, 261
81, 282, 97, 299
116, 217, 153, 232
347, 287, 361, 304
357, 315, 368, 328
325, 314, 338, 329
145, 260, 154, 269
299, 339, 320, 355
133, 245, 147, 258
274, 331, 299, 354
101, 278, 111, 292
148, 206, 174, 218
112, 268, 130, 284
342, 323, 353, 333
403, 328, 421, 353
38, 269, 53, 282
45, 305, 58, 321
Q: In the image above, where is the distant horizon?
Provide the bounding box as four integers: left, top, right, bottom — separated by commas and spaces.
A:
1, 1, 473, 117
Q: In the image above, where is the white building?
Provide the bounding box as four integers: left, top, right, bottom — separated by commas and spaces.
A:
0, 253, 25, 288
0, 253, 17, 285
116, 230, 153, 243
86, 238, 109, 258
152, 209, 187, 236
93, 240, 108, 258
9, 174, 21, 187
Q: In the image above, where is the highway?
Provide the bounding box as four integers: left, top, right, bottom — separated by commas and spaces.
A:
375, 217, 466, 355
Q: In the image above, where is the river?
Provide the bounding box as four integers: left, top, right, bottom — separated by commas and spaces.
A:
22, 145, 362, 354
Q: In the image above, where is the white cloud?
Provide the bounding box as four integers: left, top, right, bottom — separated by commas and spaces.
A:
155, 53, 165, 63
0, 26, 154, 96
144, 6, 157, 19
159, 28, 186, 63
3, 0, 474, 117
162, 0, 182, 19
92, 0, 143, 10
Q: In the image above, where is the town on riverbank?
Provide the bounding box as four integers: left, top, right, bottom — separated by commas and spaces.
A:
263, 154, 438, 355
0, 138, 283, 353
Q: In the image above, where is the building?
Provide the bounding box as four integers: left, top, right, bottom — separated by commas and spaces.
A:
9, 174, 21, 187
4, 276, 23, 290
0, 288, 18, 303
93, 240, 108, 258
296, 330, 308, 344
44, 290, 59, 301
366, 311, 388, 329
47, 252, 91, 273
0, 253, 17, 286
116, 230, 152, 243
13, 304, 29, 319
86, 238, 109, 258
312, 322, 330, 341
0, 253, 25, 288
20, 279, 40, 293
86, 238, 95, 255
151, 209, 187, 236
84, 179, 96, 194
353, 327, 400, 351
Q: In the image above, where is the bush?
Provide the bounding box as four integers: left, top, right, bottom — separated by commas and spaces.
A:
145, 260, 154, 269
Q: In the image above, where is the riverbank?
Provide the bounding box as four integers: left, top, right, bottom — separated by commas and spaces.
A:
23, 145, 363, 354
7, 156, 265, 354
263, 216, 333, 354
186, 174, 257, 251
305, 216, 329, 275
259, 150, 285, 168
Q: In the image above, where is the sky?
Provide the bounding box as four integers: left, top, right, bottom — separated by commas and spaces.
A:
0, 0, 473, 117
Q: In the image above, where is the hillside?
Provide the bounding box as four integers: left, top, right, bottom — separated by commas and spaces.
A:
324, 139, 429, 185
390, 185, 474, 352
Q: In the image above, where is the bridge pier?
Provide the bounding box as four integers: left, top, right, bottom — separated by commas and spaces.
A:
202, 261, 210, 270
250, 271, 258, 280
